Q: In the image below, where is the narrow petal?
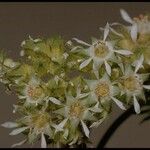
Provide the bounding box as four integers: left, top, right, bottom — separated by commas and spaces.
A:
93, 63, 100, 79
133, 95, 140, 114
90, 118, 104, 128
103, 22, 110, 41
131, 24, 138, 42
11, 139, 27, 148
41, 133, 47, 148
1, 122, 18, 128
58, 118, 68, 129
63, 129, 69, 139
9, 127, 28, 136
70, 46, 83, 52
135, 54, 144, 73
49, 97, 61, 105
79, 58, 92, 70
111, 97, 126, 110
81, 120, 90, 138
120, 9, 134, 24
143, 85, 150, 90
77, 93, 89, 99
89, 102, 102, 113
104, 61, 111, 76
109, 26, 124, 37
115, 50, 133, 55
72, 38, 91, 46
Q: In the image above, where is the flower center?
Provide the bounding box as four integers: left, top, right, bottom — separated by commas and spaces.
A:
122, 76, 141, 91
94, 42, 109, 58
31, 113, 50, 129
133, 14, 149, 23
27, 85, 43, 100
69, 101, 84, 118
95, 82, 110, 97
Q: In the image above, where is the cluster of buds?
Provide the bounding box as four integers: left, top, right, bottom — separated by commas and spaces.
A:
0, 9, 150, 148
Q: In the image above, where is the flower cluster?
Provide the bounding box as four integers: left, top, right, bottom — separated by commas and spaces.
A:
0, 9, 150, 148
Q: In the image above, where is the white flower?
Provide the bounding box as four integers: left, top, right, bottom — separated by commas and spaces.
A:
118, 62, 150, 114
54, 86, 96, 139
73, 23, 132, 78
4, 110, 53, 148
18, 76, 45, 105
120, 9, 150, 41
85, 73, 126, 110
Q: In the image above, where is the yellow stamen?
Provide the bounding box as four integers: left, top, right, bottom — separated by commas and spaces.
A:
69, 101, 84, 118
95, 82, 110, 97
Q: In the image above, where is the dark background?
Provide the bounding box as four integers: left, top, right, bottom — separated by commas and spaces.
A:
0, 2, 150, 148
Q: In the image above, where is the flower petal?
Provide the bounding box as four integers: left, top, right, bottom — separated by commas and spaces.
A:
81, 120, 90, 138
80, 58, 92, 70
143, 85, 150, 90
72, 38, 91, 46
1, 122, 18, 128
135, 54, 144, 73
41, 133, 47, 148
11, 139, 27, 148
9, 127, 28, 136
90, 118, 104, 128
77, 93, 89, 99
49, 97, 61, 105
104, 61, 111, 76
133, 95, 140, 114
103, 22, 110, 41
111, 97, 126, 110
120, 9, 134, 24
131, 24, 138, 42
115, 50, 133, 55
109, 26, 124, 37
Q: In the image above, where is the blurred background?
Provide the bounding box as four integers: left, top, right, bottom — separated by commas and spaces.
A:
0, 2, 150, 148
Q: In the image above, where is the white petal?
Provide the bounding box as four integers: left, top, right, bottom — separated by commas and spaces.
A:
41, 133, 47, 148
49, 97, 61, 105
63, 129, 69, 139
103, 22, 110, 41
143, 85, 150, 90
93, 63, 100, 79
111, 97, 126, 110
72, 38, 91, 46
133, 95, 140, 114
109, 26, 124, 37
77, 93, 89, 99
9, 127, 28, 136
79, 58, 92, 70
70, 46, 82, 52
81, 120, 90, 138
90, 119, 104, 128
131, 24, 138, 42
104, 61, 111, 76
11, 139, 27, 148
120, 9, 134, 24
115, 50, 133, 55
135, 54, 144, 73
1, 122, 18, 128
89, 102, 102, 113
58, 118, 68, 129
